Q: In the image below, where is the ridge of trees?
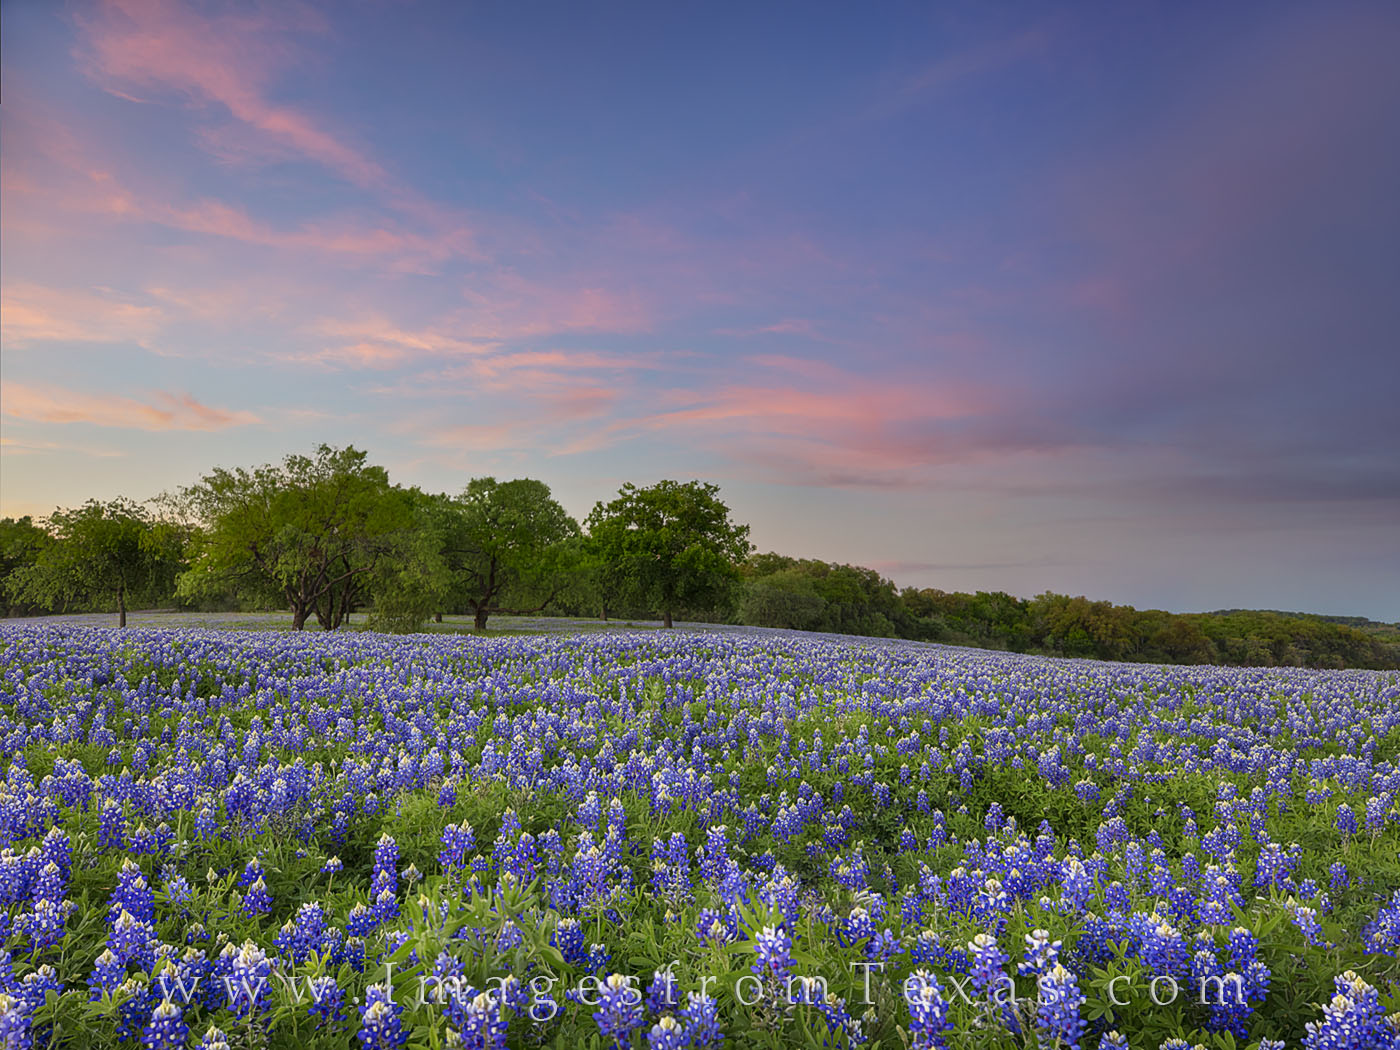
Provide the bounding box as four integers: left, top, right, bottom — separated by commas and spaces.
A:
1, 444, 1395, 670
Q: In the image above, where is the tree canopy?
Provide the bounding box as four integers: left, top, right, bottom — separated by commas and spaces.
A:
586, 480, 751, 628
4, 500, 182, 627
178, 445, 416, 630
0, 516, 54, 616
435, 478, 580, 631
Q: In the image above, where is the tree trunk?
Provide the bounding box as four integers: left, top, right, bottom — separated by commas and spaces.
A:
474, 606, 488, 632
291, 607, 308, 631
600, 604, 608, 621
663, 609, 673, 629
118, 584, 127, 629
433, 611, 443, 623
336, 581, 353, 629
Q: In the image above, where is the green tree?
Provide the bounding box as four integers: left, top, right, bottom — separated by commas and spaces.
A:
6, 499, 183, 627
0, 516, 55, 616
179, 445, 416, 630
438, 478, 580, 632
364, 487, 455, 633
586, 480, 752, 628
740, 569, 828, 631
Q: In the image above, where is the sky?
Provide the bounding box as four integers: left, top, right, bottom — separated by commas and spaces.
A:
2, 0, 1398, 619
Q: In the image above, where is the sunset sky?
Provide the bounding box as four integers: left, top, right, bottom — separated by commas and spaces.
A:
3, 1, 1397, 618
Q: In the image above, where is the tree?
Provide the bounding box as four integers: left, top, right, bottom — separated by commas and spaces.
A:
6, 500, 183, 627
740, 570, 828, 631
586, 480, 752, 628
0, 516, 55, 616
179, 445, 416, 630
438, 478, 580, 632
364, 487, 455, 634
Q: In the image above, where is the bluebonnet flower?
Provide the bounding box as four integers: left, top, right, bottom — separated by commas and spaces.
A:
89, 948, 125, 1000
1303, 971, 1400, 1050
1329, 861, 1350, 890
551, 918, 586, 966
585, 943, 612, 974
594, 974, 644, 1050
347, 903, 378, 939
1293, 905, 1325, 946
357, 984, 406, 1049
1362, 891, 1400, 955
966, 932, 1009, 996
371, 834, 399, 922
679, 991, 722, 1047
241, 877, 271, 917
141, 1000, 188, 1050
904, 969, 953, 1050
1142, 918, 1190, 978
1020, 928, 1062, 977
752, 925, 793, 982
1336, 803, 1359, 836
0, 993, 31, 1050
1035, 963, 1086, 1049
647, 1016, 686, 1050
111, 859, 155, 925
438, 823, 475, 873
99, 799, 126, 852
695, 909, 737, 947
443, 987, 508, 1048
645, 969, 680, 1014
115, 978, 156, 1044
223, 942, 274, 1019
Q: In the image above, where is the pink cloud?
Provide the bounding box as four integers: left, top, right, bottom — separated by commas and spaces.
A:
1, 284, 164, 347
1, 382, 261, 431
73, 0, 385, 188
296, 317, 495, 370
545, 355, 1009, 479
1, 108, 475, 272
460, 275, 651, 340
630, 380, 978, 439
165, 199, 474, 269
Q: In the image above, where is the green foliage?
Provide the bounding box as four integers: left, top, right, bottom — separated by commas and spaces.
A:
740, 560, 901, 637
364, 488, 456, 634
0, 515, 56, 615
586, 480, 752, 627
4, 499, 183, 626
738, 554, 1399, 669
178, 445, 417, 630
431, 478, 580, 631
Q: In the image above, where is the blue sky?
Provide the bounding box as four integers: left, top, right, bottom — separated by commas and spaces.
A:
3, 0, 1397, 618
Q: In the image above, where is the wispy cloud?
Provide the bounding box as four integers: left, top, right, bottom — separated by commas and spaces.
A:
715, 318, 827, 339
73, 0, 380, 188
1, 284, 164, 347
71, 0, 483, 259
0, 436, 126, 459
1, 382, 261, 431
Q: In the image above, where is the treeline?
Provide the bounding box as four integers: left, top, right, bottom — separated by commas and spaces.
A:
0, 445, 749, 636
1, 444, 1395, 670
740, 555, 1400, 670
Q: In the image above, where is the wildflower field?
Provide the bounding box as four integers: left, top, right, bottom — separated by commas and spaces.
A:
1, 625, 1399, 1050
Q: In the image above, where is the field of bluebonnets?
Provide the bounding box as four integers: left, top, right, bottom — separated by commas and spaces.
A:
2, 624, 1399, 1050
